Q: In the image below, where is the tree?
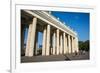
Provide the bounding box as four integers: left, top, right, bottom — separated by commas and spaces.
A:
79, 40, 89, 51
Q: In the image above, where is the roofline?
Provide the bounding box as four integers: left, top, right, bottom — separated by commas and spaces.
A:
23, 10, 77, 37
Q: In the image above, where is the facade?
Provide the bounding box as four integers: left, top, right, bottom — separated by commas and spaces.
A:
21, 10, 79, 57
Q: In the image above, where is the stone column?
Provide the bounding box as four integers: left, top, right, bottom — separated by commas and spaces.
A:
73, 38, 76, 53
46, 25, 50, 56
75, 37, 79, 52
66, 35, 68, 53
68, 35, 71, 54
60, 34, 63, 54
71, 36, 74, 53
50, 34, 53, 55
56, 29, 60, 55
25, 17, 37, 57
35, 31, 38, 55
42, 26, 47, 56
63, 32, 66, 54
25, 24, 32, 56
53, 31, 56, 55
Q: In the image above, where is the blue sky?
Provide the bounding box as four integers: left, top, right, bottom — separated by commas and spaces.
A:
24, 11, 90, 47
51, 11, 90, 41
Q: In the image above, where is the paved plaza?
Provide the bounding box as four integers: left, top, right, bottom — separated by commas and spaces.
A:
21, 52, 89, 63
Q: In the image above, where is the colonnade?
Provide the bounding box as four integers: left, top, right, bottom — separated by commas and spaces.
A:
24, 17, 79, 57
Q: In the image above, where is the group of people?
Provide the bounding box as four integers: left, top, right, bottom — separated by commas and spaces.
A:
74, 50, 86, 56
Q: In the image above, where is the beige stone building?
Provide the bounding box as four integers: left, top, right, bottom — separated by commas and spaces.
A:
21, 10, 79, 57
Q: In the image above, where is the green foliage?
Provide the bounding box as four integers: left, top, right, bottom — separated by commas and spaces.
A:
79, 40, 89, 51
